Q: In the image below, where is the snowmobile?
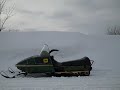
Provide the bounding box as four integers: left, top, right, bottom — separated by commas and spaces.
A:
0, 44, 94, 78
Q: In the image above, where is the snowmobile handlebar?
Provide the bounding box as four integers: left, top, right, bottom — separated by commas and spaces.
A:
49, 49, 59, 54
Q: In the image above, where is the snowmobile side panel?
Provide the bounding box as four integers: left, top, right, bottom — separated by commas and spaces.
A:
16, 64, 54, 73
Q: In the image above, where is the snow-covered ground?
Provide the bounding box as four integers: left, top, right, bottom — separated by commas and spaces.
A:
0, 32, 120, 90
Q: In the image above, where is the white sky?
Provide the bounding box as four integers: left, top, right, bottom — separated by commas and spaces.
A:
4, 0, 120, 34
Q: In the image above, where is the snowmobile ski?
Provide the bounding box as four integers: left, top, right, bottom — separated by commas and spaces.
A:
8, 67, 15, 73
0, 71, 15, 78
0, 71, 27, 78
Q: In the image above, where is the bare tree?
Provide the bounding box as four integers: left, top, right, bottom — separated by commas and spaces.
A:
107, 26, 120, 35
0, 0, 14, 32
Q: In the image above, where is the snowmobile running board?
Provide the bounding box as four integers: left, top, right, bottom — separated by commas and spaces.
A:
53, 70, 90, 76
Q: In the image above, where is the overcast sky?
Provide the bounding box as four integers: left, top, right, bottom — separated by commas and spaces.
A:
6, 0, 120, 34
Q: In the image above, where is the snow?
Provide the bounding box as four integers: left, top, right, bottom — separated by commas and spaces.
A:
0, 32, 120, 90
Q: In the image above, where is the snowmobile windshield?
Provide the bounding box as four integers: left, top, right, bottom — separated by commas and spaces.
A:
39, 44, 50, 57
